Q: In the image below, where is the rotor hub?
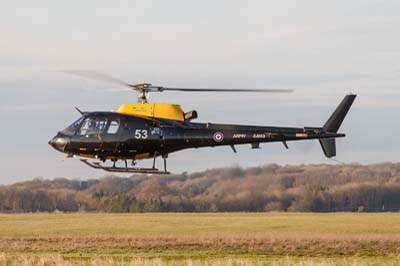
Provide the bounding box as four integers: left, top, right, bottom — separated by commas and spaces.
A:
132, 83, 153, 103
132, 83, 152, 90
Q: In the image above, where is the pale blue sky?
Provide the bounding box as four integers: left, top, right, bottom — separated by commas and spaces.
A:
1, 1, 400, 183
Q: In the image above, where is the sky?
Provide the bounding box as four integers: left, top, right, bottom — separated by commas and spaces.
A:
1, 0, 400, 184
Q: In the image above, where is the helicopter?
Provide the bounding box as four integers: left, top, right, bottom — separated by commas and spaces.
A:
49, 71, 356, 174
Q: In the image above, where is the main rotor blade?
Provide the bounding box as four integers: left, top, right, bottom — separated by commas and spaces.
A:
60, 70, 294, 96
61, 70, 133, 88
158, 87, 293, 93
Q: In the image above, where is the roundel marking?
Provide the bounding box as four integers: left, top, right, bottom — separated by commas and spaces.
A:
213, 132, 224, 143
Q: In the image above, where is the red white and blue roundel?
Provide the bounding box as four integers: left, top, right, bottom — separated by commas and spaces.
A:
213, 132, 224, 143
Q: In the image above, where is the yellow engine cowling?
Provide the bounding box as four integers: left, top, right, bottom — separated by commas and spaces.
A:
117, 103, 185, 122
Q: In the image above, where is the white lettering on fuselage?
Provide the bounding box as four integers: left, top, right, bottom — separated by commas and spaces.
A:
151, 127, 160, 135
135, 129, 148, 139
233, 134, 246, 139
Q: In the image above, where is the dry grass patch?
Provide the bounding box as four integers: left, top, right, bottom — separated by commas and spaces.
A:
1, 213, 400, 262
1, 234, 400, 257
0, 255, 399, 266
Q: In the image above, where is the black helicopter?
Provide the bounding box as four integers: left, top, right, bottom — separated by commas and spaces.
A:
49, 71, 356, 174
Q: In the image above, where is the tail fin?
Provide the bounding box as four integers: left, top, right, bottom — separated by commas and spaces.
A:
319, 94, 357, 158
319, 138, 336, 158
323, 94, 357, 133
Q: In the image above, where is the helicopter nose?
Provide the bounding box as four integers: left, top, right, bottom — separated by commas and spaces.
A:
48, 135, 68, 152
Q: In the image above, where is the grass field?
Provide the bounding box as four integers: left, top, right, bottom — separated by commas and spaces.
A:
1, 212, 400, 265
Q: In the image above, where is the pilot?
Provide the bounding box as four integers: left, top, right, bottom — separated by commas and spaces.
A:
87, 120, 96, 134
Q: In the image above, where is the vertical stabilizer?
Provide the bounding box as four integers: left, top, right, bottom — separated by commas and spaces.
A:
323, 94, 357, 133
319, 94, 356, 158
319, 138, 336, 158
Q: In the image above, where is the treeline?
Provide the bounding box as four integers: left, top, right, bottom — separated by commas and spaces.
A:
2, 163, 400, 212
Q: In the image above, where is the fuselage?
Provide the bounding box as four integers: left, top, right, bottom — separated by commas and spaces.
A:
49, 111, 343, 162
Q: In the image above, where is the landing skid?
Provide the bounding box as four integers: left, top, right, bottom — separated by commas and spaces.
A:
80, 159, 170, 174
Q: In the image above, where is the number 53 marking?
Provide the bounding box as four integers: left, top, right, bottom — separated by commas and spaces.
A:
135, 129, 148, 139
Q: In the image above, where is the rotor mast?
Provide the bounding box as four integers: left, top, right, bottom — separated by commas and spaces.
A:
133, 83, 152, 103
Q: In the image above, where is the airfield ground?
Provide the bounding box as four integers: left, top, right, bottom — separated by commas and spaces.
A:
0, 213, 400, 265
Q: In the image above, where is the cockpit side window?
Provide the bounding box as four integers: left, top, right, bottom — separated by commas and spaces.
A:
79, 117, 108, 136
107, 120, 120, 134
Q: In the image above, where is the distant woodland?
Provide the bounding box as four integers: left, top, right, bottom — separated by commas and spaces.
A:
2, 163, 400, 213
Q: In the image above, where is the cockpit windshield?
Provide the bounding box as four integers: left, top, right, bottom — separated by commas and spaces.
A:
60, 116, 84, 135
60, 116, 121, 137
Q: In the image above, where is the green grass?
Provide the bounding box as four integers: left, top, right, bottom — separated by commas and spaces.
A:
1, 213, 400, 265
1, 212, 400, 237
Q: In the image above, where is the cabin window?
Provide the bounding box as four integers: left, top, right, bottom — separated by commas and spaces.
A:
79, 117, 108, 136
107, 120, 120, 134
